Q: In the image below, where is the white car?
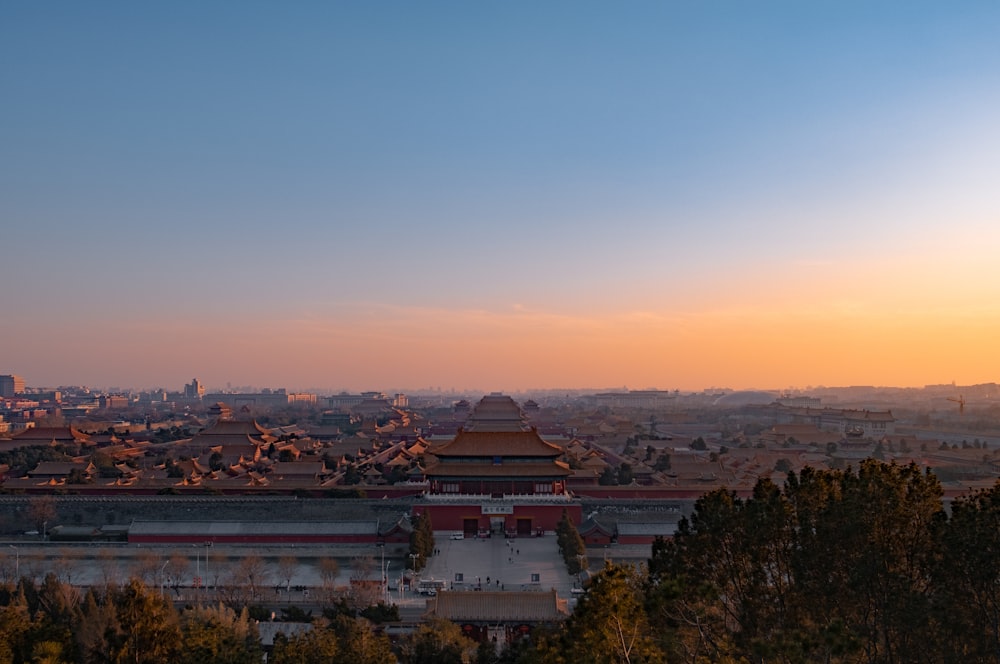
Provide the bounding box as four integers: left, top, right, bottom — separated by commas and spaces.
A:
449, 533, 464, 540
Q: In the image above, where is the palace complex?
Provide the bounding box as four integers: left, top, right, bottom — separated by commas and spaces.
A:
418, 394, 581, 536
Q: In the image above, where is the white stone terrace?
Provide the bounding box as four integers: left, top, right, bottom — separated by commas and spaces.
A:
423, 492, 573, 503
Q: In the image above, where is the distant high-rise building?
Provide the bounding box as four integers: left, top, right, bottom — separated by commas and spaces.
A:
99, 394, 130, 410
184, 378, 205, 399
0, 375, 25, 398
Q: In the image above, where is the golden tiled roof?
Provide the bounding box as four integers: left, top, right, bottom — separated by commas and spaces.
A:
431, 429, 563, 458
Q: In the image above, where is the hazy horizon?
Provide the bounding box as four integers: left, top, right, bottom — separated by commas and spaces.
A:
11, 378, 989, 399
3, 2, 999, 393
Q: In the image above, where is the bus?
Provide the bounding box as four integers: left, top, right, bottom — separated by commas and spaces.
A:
417, 578, 447, 595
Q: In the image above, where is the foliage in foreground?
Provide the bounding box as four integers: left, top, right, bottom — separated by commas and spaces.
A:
507, 461, 1000, 663
0, 575, 398, 664
563, 460, 1000, 663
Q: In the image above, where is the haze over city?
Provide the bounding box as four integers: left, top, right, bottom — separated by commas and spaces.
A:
3, 2, 999, 393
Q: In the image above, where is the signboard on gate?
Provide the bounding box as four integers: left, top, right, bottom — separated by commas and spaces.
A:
482, 503, 513, 514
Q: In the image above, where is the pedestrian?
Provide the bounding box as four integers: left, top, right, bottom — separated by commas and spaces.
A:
516, 549, 519, 555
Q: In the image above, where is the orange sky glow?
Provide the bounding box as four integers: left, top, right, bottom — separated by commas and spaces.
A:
3, 4, 999, 393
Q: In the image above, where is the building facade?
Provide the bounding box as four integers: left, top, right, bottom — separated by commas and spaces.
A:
0, 375, 25, 398
418, 395, 580, 535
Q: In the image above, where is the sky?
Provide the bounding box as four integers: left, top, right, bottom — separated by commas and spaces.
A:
2, 2, 1000, 394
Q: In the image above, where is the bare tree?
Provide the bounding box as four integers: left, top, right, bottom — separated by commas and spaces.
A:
0, 549, 16, 582
23, 551, 45, 582
349, 554, 379, 608
168, 550, 191, 596
28, 496, 57, 536
55, 547, 77, 584
351, 554, 375, 582
318, 557, 341, 605
208, 549, 228, 589
276, 554, 298, 592
96, 548, 120, 588
223, 554, 269, 608
132, 549, 160, 585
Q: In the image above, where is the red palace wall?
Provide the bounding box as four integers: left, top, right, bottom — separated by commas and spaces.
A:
616, 535, 661, 545
415, 503, 582, 535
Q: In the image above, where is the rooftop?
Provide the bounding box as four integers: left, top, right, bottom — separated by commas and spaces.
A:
425, 589, 569, 622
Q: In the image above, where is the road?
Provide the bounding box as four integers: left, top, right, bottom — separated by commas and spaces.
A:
0, 532, 586, 610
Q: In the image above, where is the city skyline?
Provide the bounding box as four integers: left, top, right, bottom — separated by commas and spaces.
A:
3, 3, 999, 393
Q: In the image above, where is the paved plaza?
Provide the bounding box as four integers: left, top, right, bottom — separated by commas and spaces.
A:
419, 532, 578, 594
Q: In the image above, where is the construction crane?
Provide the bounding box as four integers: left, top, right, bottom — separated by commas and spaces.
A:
947, 395, 966, 415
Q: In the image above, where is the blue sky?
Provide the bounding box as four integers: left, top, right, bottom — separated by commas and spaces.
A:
3, 2, 999, 392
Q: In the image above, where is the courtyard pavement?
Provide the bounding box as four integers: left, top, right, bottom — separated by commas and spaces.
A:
419, 532, 579, 594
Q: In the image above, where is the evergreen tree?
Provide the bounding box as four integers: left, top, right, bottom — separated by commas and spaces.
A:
400, 617, 478, 663
271, 625, 339, 664
77, 586, 130, 664
409, 510, 435, 572
109, 579, 181, 664
549, 563, 664, 663
616, 463, 633, 486
333, 615, 396, 664
648, 462, 946, 663
598, 467, 618, 486
177, 604, 261, 664
0, 586, 33, 663
933, 482, 1000, 662
555, 511, 587, 575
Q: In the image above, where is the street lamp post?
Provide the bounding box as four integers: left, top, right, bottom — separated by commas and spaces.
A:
160, 561, 170, 599
205, 542, 212, 590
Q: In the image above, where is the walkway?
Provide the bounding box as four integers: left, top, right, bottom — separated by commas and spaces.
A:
420, 533, 578, 594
